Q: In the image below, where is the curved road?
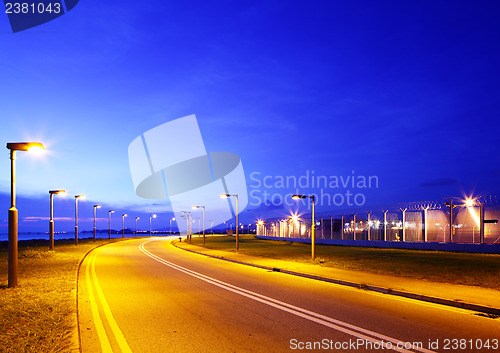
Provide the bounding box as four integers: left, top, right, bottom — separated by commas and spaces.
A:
78, 237, 499, 352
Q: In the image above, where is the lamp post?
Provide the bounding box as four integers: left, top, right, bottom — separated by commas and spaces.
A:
93, 205, 101, 242
135, 217, 140, 237
209, 220, 214, 235
122, 214, 128, 238
108, 210, 115, 239
192, 205, 206, 245
74, 195, 84, 245
170, 217, 175, 235
181, 211, 192, 241
149, 214, 157, 237
221, 194, 239, 250
49, 190, 65, 251
6, 142, 45, 287
292, 194, 316, 260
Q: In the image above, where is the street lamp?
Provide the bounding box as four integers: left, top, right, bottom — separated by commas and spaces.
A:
149, 213, 157, 237
49, 190, 66, 251
192, 205, 206, 245
181, 211, 192, 241
209, 220, 214, 235
170, 217, 175, 235
108, 210, 115, 239
122, 214, 128, 238
292, 194, 316, 260
221, 194, 239, 250
135, 217, 140, 237
74, 195, 84, 245
6, 142, 45, 287
93, 205, 101, 241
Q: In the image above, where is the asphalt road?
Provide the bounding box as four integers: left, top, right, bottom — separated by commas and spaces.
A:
78, 237, 499, 352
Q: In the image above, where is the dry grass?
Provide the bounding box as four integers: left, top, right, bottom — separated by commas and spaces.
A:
189, 235, 500, 290
0, 239, 120, 353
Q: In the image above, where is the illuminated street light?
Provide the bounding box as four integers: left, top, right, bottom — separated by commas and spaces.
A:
170, 217, 175, 235
108, 210, 115, 239
49, 190, 66, 251
192, 205, 206, 245
74, 195, 85, 245
181, 211, 192, 241
93, 205, 101, 241
6, 142, 45, 287
209, 220, 214, 235
221, 194, 239, 250
122, 214, 128, 238
149, 213, 157, 237
135, 217, 140, 237
292, 194, 316, 260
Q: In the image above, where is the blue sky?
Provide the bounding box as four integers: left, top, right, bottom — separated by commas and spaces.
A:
1, 1, 499, 234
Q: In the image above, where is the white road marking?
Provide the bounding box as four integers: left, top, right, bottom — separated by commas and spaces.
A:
139, 239, 435, 353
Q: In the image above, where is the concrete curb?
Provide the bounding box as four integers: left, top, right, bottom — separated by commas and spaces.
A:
172, 241, 500, 317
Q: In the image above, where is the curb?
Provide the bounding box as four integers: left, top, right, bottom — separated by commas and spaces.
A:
172, 241, 500, 317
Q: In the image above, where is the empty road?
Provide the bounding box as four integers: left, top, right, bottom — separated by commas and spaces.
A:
78, 237, 499, 352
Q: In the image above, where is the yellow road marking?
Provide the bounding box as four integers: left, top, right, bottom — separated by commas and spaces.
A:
86, 250, 113, 352
87, 247, 133, 353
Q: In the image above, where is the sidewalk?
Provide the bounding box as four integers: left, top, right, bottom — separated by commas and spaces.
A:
173, 240, 500, 316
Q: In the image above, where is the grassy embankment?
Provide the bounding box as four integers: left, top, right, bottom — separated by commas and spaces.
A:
0, 238, 120, 353
187, 235, 500, 290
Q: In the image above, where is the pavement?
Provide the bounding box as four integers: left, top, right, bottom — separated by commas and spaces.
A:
173, 240, 500, 317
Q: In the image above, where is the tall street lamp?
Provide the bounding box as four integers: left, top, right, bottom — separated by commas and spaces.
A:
6, 142, 45, 287
170, 217, 175, 235
192, 205, 206, 245
49, 190, 66, 251
181, 211, 192, 241
135, 217, 140, 237
122, 214, 128, 238
221, 194, 239, 250
74, 195, 84, 245
292, 194, 316, 260
108, 210, 115, 239
149, 213, 157, 237
93, 205, 101, 241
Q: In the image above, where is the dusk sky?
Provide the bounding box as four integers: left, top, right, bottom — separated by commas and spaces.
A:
1, 1, 499, 234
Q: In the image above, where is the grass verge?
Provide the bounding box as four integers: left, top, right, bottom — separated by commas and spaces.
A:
188, 235, 500, 290
0, 238, 120, 353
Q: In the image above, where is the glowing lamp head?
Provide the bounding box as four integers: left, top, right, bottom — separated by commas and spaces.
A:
94, 204, 101, 208
257, 220, 264, 226
7, 142, 45, 152
75, 194, 85, 199
123, 214, 128, 217
109, 210, 115, 214
220, 194, 230, 199
292, 195, 306, 200
152, 214, 157, 218
465, 199, 474, 207
49, 190, 66, 195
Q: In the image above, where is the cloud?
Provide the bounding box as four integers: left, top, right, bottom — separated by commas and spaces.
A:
419, 178, 458, 188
